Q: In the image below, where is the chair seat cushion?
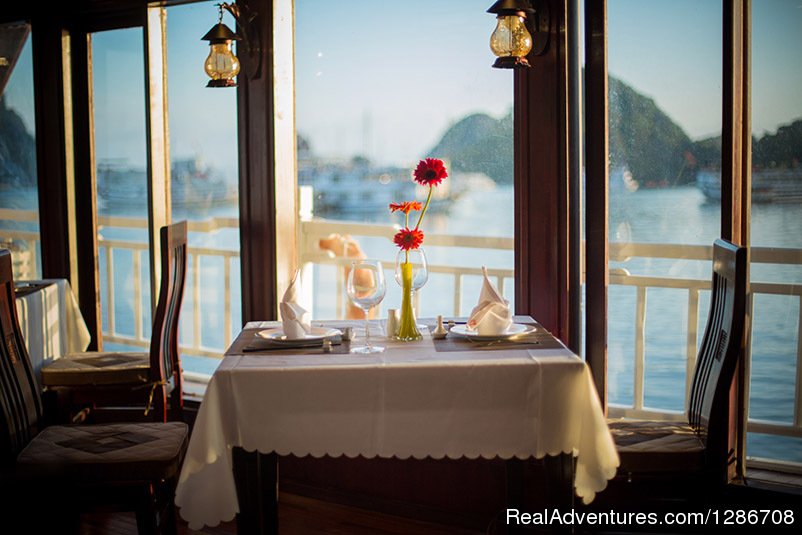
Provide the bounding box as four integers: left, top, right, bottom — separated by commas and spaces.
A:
608, 419, 705, 473
41, 352, 150, 386
15, 422, 188, 483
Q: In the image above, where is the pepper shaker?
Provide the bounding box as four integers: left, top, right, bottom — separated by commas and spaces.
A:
342, 327, 353, 342
432, 315, 448, 339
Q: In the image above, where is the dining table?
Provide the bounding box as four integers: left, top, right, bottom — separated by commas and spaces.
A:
174, 316, 620, 532
14, 279, 91, 380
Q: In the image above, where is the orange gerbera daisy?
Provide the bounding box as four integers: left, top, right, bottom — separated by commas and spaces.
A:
389, 201, 423, 214
413, 158, 448, 187
393, 228, 424, 251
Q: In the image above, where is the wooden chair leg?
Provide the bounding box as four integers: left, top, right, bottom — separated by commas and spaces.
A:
135, 484, 159, 535
160, 477, 179, 535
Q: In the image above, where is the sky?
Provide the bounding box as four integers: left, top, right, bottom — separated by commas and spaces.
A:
608, 0, 802, 140
3, 0, 801, 172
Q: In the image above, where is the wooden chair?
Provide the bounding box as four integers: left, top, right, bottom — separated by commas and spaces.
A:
0, 249, 188, 534
608, 238, 747, 488
41, 221, 188, 423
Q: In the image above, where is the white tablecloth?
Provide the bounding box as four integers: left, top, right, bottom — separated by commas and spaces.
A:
15, 279, 91, 380
175, 320, 619, 529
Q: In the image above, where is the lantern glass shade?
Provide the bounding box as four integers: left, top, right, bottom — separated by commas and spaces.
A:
202, 22, 241, 87
489, 14, 533, 60
204, 41, 240, 86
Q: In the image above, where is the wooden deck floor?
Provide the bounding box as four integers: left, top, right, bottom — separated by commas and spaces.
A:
78, 493, 485, 535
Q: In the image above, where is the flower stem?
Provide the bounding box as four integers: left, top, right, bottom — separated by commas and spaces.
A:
414, 187, 434, 231
404, 212, 410, 263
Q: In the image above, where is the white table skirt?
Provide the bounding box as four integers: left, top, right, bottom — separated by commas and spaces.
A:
175, 321, 619, 529
15, 279, 91, 380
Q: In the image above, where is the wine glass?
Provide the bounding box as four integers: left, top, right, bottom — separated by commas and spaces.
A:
346, 259, 387, 353
394, 247, 428, 291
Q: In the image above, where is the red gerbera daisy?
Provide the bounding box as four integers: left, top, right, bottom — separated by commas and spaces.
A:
413, 158, 448, 187
393, 228, 425, 251
389, 201, 423, 214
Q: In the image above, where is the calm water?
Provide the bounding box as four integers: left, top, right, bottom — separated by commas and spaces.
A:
3, 184, 800, 463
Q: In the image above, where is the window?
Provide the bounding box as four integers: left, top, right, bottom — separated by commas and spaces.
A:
746, 0, 802, 465
596, 0, 802, 470
0, 23, 40, 280
294, 0, 514, 320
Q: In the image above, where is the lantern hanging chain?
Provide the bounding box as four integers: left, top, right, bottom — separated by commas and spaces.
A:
217, 2, 247, 25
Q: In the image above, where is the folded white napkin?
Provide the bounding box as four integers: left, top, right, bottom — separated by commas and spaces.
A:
279, 270, 311, 339
467, 267, 512, 335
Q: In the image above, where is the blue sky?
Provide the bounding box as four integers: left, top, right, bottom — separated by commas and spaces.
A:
4, 0, 801, 170
608, 0, 802, 140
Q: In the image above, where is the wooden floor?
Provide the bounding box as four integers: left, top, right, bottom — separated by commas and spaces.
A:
78, 493, 485, 535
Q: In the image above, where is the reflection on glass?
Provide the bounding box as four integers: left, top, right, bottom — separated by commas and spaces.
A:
606, 1, 722, 415
92, 28, 150, 349
0, 24, 40, 279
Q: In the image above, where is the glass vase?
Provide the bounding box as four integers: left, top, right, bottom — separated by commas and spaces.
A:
395, 248, 428, 341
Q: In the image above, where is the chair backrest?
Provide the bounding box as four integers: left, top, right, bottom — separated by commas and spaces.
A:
148, 222, 188, 421
0, 250, 43, 463
688, 239, 746, 478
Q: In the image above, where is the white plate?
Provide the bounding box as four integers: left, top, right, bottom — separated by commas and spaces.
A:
257, 327, 342, 344
449, 323, 536, 341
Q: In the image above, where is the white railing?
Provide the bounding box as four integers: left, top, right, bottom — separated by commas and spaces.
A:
299, 218, 514, 318
2, 209, 801, 451
96, 215, 240, 359
606, 242, 802, 445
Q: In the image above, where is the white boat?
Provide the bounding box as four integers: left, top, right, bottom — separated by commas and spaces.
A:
297, 157, 466, 219
697, 169, 802, 203
97, 158, 236, 210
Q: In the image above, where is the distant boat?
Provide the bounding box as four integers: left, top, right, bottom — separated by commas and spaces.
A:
97, 158, 236, 210
696, 169, 802, 203
297, 157, 469, 218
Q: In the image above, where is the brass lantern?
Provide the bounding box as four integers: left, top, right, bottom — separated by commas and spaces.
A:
201, 6, 241, 88
487, 0, 550, 69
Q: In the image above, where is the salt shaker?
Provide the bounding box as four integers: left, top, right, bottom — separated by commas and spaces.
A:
385, 308, 400, 338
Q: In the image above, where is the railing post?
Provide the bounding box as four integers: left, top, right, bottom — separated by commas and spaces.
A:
224, 255, 232, 348
795, 294, 802, 428
105, 246, 115, 336
453, 274, 462, 317
133, 249, 143, 341
193, 253, 202, 350
685, 288, 700, 406
634, 287, 647, 411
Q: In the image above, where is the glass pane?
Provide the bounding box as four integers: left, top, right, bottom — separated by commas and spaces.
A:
92, 28, 151, 351
0, 23, 40, 280
606, 1, 722, 414
747, 0, 802, 464
166, 1, 240, 379
295, 0, 514, 321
